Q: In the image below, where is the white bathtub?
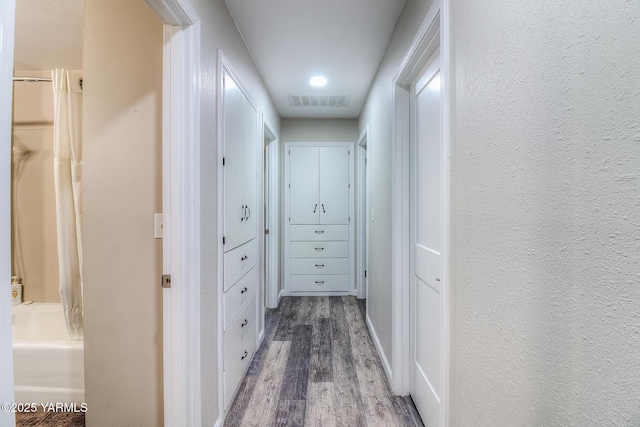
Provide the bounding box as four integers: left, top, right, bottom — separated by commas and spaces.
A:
12, 302, 85, 404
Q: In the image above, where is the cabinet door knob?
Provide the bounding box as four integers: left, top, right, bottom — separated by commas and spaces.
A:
315, 247, 324, 252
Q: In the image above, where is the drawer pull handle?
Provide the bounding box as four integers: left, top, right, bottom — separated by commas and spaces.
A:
241, 350, 248, 360
313, 204, 317, 213
241, 286, 248, 294
241, 255, 248, 261
241, 319, 248, 327
315, 230, 324, 234
315, 281, 325, 285
315, 247, 324, 252
435, 278, 441, 281
315, 264, 325, 268
322, 204, 326, 213
241, 204, 246, 221
245, 205, 250, 220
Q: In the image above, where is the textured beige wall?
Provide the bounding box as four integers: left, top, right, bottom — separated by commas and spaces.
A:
449, 1, 640, 425
12, 72, 59, 302
82, 1, 163, 425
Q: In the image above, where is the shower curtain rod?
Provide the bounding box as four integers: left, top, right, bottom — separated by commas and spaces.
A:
13, 77, 53, 82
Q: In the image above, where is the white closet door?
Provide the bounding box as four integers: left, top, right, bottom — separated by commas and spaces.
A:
319, 147, 349, 225
223, 71, 257, 251
410, 52, 443, 427
289, 147, 319, 224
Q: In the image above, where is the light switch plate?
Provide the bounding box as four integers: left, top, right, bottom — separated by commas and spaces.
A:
154, 213, 163, 239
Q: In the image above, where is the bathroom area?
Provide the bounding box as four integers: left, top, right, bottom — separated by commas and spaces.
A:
11, 0, 85, 405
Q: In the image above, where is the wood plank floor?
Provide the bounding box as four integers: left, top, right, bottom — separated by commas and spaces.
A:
225, 296, 424, 427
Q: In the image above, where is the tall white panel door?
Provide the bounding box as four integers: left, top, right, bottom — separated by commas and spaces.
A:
319, 147, 350, 225
289, 147, 319, 224
410, 52, 443, 427
223, 71, 257, 251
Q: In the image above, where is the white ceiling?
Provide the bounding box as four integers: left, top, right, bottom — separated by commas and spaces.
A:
13, 0, 83, 71
225, 0, 406, 119
13, 0, 405, 119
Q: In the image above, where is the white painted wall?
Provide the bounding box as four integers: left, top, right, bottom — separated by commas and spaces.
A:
281, 118, 358, 143
188, 0, 280, 423
449, 0, 640, 425
358, 0, 436, 366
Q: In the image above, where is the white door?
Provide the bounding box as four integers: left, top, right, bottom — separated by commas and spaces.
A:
223, 71, 257, 251
410, 50, 444, 427
319, 146, 349, 225
289, 147, 319, 224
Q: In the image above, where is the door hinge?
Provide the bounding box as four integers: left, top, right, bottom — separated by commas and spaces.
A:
365, 270, 367, 278
365, 158, 367, 165
289, 183, 290, 188
223, 236, 226, 245
348, 183, 351, 188
265, 229, 270, 235
162, 274, 171, 289
222, 157, 226, 166
349, 216, 351, 222
348, 150, 351, 155
289, 216, 291, 222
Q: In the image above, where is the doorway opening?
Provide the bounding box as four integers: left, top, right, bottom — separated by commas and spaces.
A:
357, 126, 369, 301
263, 118, 279, 309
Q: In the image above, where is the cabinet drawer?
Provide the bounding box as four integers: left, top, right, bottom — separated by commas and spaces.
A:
224, 295, 256, 370
291, 241, 348, 258
224, 323, 256, 409
290, 225, 348, 241
290, 275, 349, 292
224, 238, 257, 292
291, 258, 349, 275
224, 267, 257, 331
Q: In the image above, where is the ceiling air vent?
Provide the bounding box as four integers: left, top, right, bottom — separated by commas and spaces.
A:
289, 94, 350, 108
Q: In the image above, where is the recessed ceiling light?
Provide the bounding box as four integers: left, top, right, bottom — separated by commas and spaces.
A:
310, 76, 327, 87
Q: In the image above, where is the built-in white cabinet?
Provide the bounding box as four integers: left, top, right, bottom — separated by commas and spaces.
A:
220, 66, 258, 410
285, 143, 354, 296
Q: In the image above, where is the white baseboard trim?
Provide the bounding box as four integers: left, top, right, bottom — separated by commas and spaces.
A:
277, 289, 284, 305
366, 314, 393, 387
214, 417, 223, 427
258, 328, 265, 345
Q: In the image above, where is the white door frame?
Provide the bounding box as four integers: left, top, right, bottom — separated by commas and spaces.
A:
356, 126, 369, 300
391, 1, 450, 425
0, 1, 17, 425
263, 118, 280, 309
144, 0, 202, 425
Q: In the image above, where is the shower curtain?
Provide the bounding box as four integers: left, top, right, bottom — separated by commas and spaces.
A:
52, 69, 84, 340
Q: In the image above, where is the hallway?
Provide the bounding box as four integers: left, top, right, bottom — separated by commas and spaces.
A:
224, 297, 424, 426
